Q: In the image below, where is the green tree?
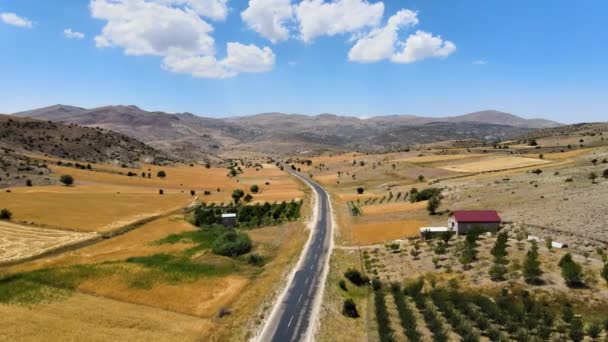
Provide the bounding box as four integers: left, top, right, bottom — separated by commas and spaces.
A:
489, 263, 508, 281
0, 208, 12, 220
232, 189, 245, 204
586, 321, 601, 340
60, 174, 74, 186
211, 230, 252, 256
344, 268, 368, 286
569, 315, 584, 342
342, 299, 359, 318
418, 175, 425, 182
559, 253, 583, 287
427, 195, 441, 215
523, 241, 543, 284
157, 170, 167, 179
250, 184, 259, 193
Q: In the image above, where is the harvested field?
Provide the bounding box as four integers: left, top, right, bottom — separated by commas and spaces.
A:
0, 221, 97, 264
440, 156, 550, 173
393, 154, 483, 163
352, 220, 426, 244
362, 201, 427, 216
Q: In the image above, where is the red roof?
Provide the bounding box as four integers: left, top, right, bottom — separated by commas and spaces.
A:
452, 210, 501, 222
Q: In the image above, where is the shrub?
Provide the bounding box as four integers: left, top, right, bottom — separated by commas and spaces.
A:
604, 169, 608, 178
157, 170, 167, 179
250, 185, 259, 193
418, 175, 425, 182
344, 268, 368, 286
356, 187, 364, 194
339, 279, 347, 291
59, 174, 74, 186
159, 189, 164, 195
26, 179, 32, 187
586, 321, 601, 340
532, 169, 543, 175
589, 172, 598, 181
243, 194, 253, 202
559, 253, 584, 287
427, 195, 441, 215
190, 190, 195, 196
0, 208, 12, 220
211, 230, 252, 257
489, 263, 507, 281
411, 187, 442, 202
569, 315, 584, 342
247, 253, 265, 266
523, 241, 543, 284
601, 262, 608, 284
342, 299, 359, 318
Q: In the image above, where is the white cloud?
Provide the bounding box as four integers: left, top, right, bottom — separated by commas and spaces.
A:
156, 0, 229, 21
0, 12, 33, 28
391, 30, 456, 63
348, 9, 417, 63
64, 28, 85, 39
163, 42, 275, 78
295, 0, 384, 43
91, 0, 274, 78
472, 59, 487, 65
222, 42, 275, 73
241, 0, 293, 43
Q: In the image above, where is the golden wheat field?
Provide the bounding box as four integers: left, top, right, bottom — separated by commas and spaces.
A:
351, 220, 426, 244
0, 221, 97, 264
0, 185, 190, 232
361, 201, 428, 216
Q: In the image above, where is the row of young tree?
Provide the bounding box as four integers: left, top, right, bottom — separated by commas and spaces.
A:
193, 200, 302, 228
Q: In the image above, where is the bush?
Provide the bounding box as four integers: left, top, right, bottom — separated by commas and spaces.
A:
427, 195, 441, 215
523, 241, 543, 284
559, 253, 584, 287
232, 189, 245, 204
342, 299, 359, 318
356, 187, 364, 194
26, 179, 32, 187
250, 185, 259, 193
247, 253, 265, 266
344, 268, 368, 286
586, 321, 601, 340
60, 174, 74, 186
603, 169, 608, 178
159, 189, 164, 195
157, 170, 167, 179
244, 194, 253, 202
211, 230, 252, 257
600, 262, 608, 284
0, 208, 12, 220
339, 279, 347, 291
411, 187, 442, 202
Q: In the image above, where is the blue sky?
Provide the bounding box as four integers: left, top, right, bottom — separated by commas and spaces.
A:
1, 0, 607, 123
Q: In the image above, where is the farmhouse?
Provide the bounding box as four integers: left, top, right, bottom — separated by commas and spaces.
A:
448, 210, 501, 235
221, 213, 237, 228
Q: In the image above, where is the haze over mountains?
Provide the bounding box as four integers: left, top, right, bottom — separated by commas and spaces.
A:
13, 105, 562, 158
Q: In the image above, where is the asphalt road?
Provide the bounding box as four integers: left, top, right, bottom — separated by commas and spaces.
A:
259, 167, 333, 342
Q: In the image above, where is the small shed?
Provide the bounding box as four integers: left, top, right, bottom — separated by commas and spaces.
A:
448, 210, 501, 235
419, 227, 450, 238
221, 213, 237, 228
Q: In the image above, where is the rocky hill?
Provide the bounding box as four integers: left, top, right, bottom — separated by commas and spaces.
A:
14, 105, 561, 156
0, 115, 175, 168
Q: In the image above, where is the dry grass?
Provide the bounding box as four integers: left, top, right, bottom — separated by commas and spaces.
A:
0, 221, 97, 264
352, 220, 426, 244
440, 156, 550, 173
361, 201, 428, 216
0, 293, 211, 342
316, 248, 369, 342
4, 215, 196, 273
392, 154, 484, 163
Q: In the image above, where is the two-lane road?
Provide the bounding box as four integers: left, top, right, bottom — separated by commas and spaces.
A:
257, 167, 333, 342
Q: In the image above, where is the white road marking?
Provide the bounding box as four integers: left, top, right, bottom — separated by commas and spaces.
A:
288, 315, 295, 328
305, 276, 310, 284
298, 294, 303, 303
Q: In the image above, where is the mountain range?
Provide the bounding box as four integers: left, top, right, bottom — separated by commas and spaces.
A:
12, 105, 562, 159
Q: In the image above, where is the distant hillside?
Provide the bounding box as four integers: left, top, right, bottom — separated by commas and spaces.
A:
14, 105, 561, 155
519, 122, 608, 140
0, 115, 175, 167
